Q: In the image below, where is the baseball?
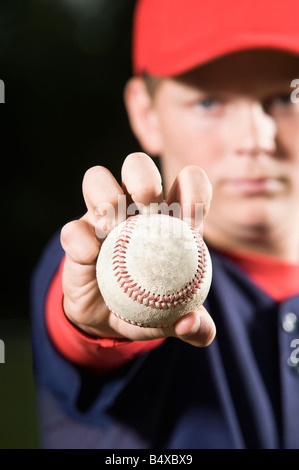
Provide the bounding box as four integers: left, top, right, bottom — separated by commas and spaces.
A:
96, 213, 212, 328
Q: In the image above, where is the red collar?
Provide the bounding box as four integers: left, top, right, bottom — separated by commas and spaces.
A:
221, 249, 299, 301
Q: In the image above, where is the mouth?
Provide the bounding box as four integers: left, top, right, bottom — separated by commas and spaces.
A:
223, 177, 285, 196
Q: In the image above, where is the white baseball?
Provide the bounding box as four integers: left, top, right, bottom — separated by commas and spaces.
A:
96, 213, 212, 328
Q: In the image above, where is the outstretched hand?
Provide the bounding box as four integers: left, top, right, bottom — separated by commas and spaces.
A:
60, 152, 215, 347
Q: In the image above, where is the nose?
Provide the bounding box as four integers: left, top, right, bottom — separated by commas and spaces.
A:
236, 102, 277, 157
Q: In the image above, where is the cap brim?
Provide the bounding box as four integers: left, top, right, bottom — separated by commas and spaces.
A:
136, 33, 299, 77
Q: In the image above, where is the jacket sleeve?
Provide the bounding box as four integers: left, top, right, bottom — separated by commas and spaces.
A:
30, 230, 165, 422
45, 254, 164, 373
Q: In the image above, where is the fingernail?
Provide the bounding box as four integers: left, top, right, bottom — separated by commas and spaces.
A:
176, 313, 201, 337
184, 316, 201, 336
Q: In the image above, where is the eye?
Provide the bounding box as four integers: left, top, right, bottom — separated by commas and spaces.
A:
265, 92, 295, 115
273, 93, 293, 105
196, 97, 219, 109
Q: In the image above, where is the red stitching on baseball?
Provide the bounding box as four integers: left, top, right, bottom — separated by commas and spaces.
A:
112, 215, 207, 311
109, 307, 174, 328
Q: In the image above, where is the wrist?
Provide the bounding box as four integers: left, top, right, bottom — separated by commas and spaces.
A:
62, 295, 127, 341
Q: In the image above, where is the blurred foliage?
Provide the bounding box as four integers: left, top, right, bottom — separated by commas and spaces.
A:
0, 319, 39, 448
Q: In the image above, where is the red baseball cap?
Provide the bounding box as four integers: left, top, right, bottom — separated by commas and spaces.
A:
132, 0, 299, 77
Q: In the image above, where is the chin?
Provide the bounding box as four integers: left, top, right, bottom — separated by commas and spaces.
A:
220, 199, 282, 241
232, 206, 284, 243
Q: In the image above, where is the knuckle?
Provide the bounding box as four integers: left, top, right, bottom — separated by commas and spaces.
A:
60, 220, 77, 248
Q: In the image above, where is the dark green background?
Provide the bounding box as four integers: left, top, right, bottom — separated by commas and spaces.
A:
0, 0, 141, 449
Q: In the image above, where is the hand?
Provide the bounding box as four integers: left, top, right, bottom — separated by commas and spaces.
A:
60, 152, 215, 347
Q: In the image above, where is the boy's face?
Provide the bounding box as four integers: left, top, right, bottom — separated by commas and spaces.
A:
141, 50, 299, 251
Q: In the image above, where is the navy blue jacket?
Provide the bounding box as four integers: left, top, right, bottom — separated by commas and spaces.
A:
30, 231, 299, 449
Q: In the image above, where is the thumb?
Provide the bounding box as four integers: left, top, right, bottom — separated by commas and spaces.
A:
173, 308, 216, 347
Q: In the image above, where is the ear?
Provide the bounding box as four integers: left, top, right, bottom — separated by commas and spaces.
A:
124, 77, 163, 156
